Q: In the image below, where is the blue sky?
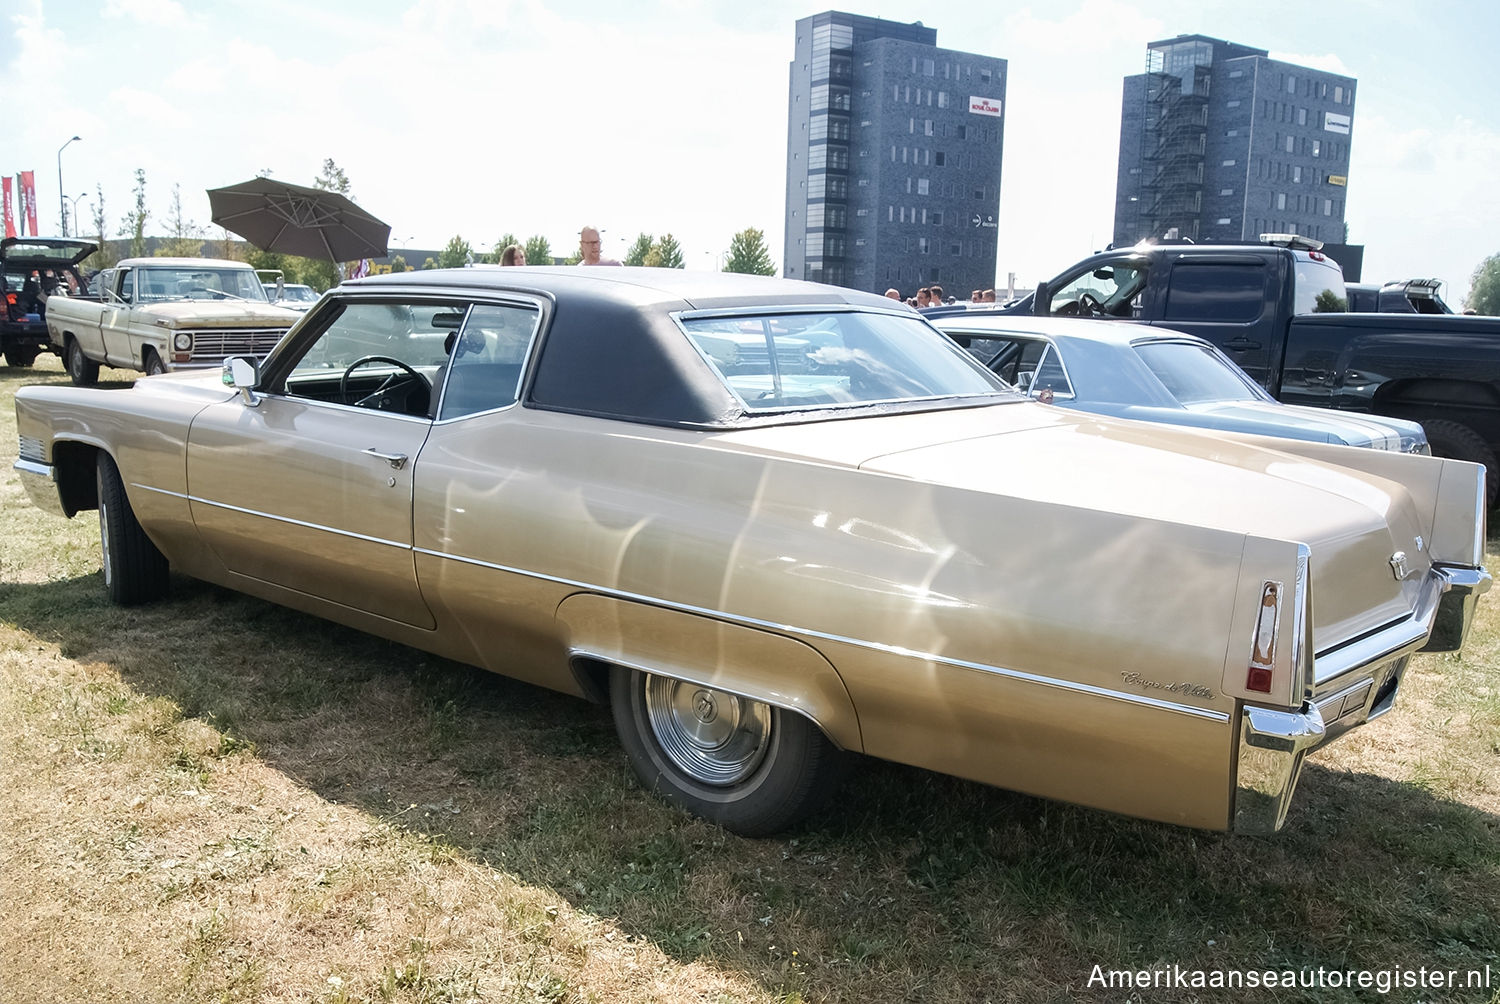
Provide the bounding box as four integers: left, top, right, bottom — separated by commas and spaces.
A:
5, 0, 1497, 302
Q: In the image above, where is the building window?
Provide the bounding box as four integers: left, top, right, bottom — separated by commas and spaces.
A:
1323, 199, 1332, 215
956, 124, 968, 140
1286, 75, 1296, 94
974, 187, 985, 200
1311, 140, 1321, 157
1217, 217, 1232, 225
918, 237, 930, 254
980, 67, 991, 83
856, 208, 868, 216
1222, 159, 1236, 166
924, 119, 934, 136
1229, 70, 1244, 78
1227, 100, 1240, 108
950, 243, 961, 255
1276, 193, 1286, 210
917, 178, 930, 195
937, 91, 948, 108
1297, 107, 1307, 125
923, 58, 934, 76
1285, 135, 1294, 153
1220, 188, 1234, 195
1293, 166, 1301, 183
932, 211, 943, 226
1227, 129, 1239, 137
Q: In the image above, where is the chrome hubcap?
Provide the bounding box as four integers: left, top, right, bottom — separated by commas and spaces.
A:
643, 675, 772, 786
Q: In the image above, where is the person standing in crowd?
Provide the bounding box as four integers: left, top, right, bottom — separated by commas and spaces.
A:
884, 288, 902, 300
915, 287, 932, 308
928, 284, 945, 305
500, 244, 526, 266
577, 226, 621, 266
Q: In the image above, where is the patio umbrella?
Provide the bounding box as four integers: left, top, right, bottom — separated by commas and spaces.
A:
206, 177, 390, 262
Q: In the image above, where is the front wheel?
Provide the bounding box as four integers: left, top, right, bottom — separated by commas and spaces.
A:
610, 665, 846, 836
1422, 419, 1498, 509
142, 349, 167, 377
66, 338, 99, 387
97, 453, 169, 605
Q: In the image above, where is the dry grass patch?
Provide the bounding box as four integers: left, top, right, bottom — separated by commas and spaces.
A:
2, 357, 1499, 1003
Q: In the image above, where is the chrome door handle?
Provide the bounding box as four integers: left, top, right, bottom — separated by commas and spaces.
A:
363, 448, 408, 470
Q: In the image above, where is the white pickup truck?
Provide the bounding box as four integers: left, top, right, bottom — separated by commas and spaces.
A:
45, 257, 301, 385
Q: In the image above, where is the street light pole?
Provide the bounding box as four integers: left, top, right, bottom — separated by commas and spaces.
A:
68, 192, 88, 234
57, 135, 81, 236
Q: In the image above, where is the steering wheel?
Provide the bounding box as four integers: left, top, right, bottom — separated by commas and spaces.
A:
1077, 292, 1103, 317
339, 355, 430, 410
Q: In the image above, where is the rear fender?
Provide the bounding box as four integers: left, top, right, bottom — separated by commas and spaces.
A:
555, 593, 863, 751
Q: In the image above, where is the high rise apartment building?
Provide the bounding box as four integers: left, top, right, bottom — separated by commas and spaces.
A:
784, 12, 1006, 296
1113, 35, 1355, 247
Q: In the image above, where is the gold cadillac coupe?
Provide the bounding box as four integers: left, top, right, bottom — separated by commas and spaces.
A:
13, 268, 1491, 836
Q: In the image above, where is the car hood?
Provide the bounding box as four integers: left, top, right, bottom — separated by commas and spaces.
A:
717, 403, 1430, 651
1102, 400, 1424, 451
134, 300, 301, 327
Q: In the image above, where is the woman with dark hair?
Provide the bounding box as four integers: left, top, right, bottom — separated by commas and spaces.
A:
500, 244, 526, 266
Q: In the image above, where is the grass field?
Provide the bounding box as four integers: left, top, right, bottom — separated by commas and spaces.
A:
2, 355, 1497, 1003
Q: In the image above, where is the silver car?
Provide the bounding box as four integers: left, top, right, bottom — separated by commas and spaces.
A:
937, 315, 1429, 453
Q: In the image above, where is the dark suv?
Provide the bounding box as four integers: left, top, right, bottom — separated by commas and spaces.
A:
2, 236, 96, 367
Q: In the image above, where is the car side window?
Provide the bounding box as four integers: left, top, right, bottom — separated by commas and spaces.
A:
282, 300, 460, 416
436, 304, 542, 420
1048, 260, 1148, 318
1164, 264, 1267, 322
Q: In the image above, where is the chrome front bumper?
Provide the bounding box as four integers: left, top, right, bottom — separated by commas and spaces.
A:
13, 457, 67, 518
1233, 562, 1491, 835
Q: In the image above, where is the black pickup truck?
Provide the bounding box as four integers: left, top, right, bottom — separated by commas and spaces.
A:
988, 237, 1500, 505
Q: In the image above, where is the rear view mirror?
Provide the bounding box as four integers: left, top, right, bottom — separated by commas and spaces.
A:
431, 312, 465, 330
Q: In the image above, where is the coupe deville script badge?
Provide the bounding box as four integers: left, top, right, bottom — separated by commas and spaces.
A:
1120, 672, 1213, 700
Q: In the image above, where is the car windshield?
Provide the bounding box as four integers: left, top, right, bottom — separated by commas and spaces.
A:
135, 267, 270, 303
1132, 340, 1268, 405
682, 310, 1006, 412
283, 285, 318, 302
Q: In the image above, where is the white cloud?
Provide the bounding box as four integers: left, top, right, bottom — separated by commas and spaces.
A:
102, 0, 186, 25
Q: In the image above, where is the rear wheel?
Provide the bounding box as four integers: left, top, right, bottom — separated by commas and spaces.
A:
1422, 419, 1498, 509
66, 338, 99, 387
610, 665, 846, 836
96, 453, 169, 605
3, 345, 38, 367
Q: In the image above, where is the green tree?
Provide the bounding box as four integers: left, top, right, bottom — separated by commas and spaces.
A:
119, 168, 149, 258
314, 157, 351, 195
438, 235, 473, 269
724, 227, 776, 275
422, 257, 438, 270
1467, 253, 1500, 315
388, 254, 408, 273
156, 183, 205, 257
623, 233, 654, 266
1313, 289, 1347, 312
85, 183, 117, 272
523, 235, 552, 266
654, 233, 685, 269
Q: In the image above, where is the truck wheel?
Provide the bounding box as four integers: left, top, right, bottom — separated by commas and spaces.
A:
66, 338, 100, 387
610, 664, 847, 836
3, 345, 38, 367
143, 350, 167, 377
96, 453, 169, 605
1423, 419, 1498, 509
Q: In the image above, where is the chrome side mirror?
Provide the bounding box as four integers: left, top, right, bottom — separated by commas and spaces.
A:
221, 356, 261, 406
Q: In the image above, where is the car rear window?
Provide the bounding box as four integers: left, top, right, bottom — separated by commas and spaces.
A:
681, 311, 1003, 412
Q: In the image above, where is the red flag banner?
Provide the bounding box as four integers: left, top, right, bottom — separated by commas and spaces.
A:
20, 171, 37, 237
2, 176, 13, 239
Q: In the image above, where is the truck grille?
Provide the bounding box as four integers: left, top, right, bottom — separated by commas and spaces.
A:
186, 327, 290, 362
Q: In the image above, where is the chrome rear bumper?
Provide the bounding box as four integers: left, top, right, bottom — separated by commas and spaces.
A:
1233, 562, 1491, 834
